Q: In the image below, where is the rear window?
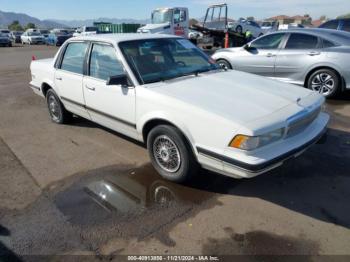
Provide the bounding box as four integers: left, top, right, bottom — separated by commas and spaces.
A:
60, 42, 89, 74
322, 38, 336, 48
285, 33, 319, 49
342, 20, 350, 32
320, 20, 339, 29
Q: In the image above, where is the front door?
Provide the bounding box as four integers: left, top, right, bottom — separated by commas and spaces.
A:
83, 43, 137, 138
173, 8, 189, 38
235, 33, 285, 77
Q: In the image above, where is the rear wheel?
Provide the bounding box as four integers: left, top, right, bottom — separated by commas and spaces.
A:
217, 59, 232, 70
307, 69, 340, 98
46, 89, 72, 124
147, 125, 198, 183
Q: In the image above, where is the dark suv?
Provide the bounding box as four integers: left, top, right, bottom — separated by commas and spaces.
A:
319, 18, 350, 32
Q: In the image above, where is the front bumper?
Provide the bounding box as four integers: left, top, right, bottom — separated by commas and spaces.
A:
198, 112, 329, 179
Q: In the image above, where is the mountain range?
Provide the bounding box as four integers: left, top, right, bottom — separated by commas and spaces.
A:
0, 10, 149, 29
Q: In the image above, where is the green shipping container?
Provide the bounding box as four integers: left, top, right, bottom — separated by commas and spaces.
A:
95, 23, 141, 34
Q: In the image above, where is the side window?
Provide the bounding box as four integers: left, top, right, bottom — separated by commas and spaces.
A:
285, 33, 319, 49
320, 20, 339, 29
60, 42, 89, 74
250, 33, 284, 49
174, 9, 186, 23
89, 44, 124, 81
342, 20, 350, 32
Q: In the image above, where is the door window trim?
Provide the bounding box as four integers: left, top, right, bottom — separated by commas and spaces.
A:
85, 41, 135, 87
249, 32, 287, 50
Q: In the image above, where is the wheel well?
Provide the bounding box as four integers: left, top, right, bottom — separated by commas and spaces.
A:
304, 66, 342, 88
216, 58, 232, 69
142, 119, 197, 156
41, 83, 52, 97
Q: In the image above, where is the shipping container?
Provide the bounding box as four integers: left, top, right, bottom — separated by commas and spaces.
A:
94, 22, 141, 34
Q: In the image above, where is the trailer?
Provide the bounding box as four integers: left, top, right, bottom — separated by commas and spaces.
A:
191, 3, 246, 49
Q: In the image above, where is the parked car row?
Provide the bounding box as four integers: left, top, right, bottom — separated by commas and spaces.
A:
0, 28, 74, 47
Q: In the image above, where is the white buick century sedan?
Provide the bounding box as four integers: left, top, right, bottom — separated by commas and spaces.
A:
30, 34, 329, 182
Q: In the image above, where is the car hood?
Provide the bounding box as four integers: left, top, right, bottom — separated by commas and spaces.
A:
147, 70, 315, 124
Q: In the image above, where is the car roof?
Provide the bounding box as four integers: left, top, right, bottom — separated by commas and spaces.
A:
72, 33, 181, 44
268, 28, 350, 45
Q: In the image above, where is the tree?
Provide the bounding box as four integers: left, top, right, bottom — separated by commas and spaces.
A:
320, 15, 327, 21
8, 20, 24, 31
246, 16, 255, 21
25, 23, 36, 30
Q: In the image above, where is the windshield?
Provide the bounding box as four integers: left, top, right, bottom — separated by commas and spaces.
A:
28, 32, 41, 36
152, 9, 172, 24
119, 38, 220, 84
13, 32, 23, 35
40, 30, 49, 34
0, 33, 8, 37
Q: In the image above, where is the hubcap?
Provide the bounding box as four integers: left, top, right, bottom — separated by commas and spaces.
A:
311, 73, 335, 96
219, 61, 229, 70
48, 95, 61, 121
153, 135, 181, 173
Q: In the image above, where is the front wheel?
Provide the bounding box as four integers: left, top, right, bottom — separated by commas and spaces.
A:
217, 59, 232, 70
307, 69, 340, 98
46, 89, 72, 124
147, 125, 198, 183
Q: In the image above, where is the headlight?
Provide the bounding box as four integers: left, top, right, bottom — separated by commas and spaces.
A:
229, 128, 285, 151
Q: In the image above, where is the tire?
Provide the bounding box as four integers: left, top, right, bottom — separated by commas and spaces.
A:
217, 59, 232, 70
236, 25, 243, 34
307, 68, 340, 98
8, 42, 12, 47
46, 89, 72, 124
147, 125, 198, 183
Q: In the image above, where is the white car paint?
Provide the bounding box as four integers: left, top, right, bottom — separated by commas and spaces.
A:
21, 31, 46, 44
29, 34, 329, 179
230, 19, 264, 38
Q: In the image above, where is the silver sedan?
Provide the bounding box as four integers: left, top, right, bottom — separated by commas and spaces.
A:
212, 29, 350, 98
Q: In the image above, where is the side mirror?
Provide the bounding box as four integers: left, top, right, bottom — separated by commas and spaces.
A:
107, 74, 131, 87
244, 44, 255, 51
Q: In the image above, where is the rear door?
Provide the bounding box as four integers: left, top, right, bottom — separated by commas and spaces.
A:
234, 33, 285, 77
54, 41, 90, 119
83, 42, 137, 137
274, 33, 325, 85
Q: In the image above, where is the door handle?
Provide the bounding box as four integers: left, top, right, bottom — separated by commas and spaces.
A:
56, 77, 62, 81
266, 53, 276, 57
308, 51, 320, 56
85, 85, 96, 91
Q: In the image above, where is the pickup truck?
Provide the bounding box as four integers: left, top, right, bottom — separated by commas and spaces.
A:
30, 34, 329, 182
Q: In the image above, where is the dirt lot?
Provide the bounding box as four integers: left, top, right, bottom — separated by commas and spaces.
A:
0, 44, 350, 261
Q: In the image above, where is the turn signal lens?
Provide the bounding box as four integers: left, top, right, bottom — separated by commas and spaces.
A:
229, 128, 285, 151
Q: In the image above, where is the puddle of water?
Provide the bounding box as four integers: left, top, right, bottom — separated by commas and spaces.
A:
53, 164, 215, 227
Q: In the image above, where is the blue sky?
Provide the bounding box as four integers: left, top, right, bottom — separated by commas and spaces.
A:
0, 0, 349, 20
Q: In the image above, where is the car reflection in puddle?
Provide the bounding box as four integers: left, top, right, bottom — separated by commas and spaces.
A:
53, 164, 215, 227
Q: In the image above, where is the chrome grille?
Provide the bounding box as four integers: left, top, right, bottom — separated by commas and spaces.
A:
286, 107, 321, 138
